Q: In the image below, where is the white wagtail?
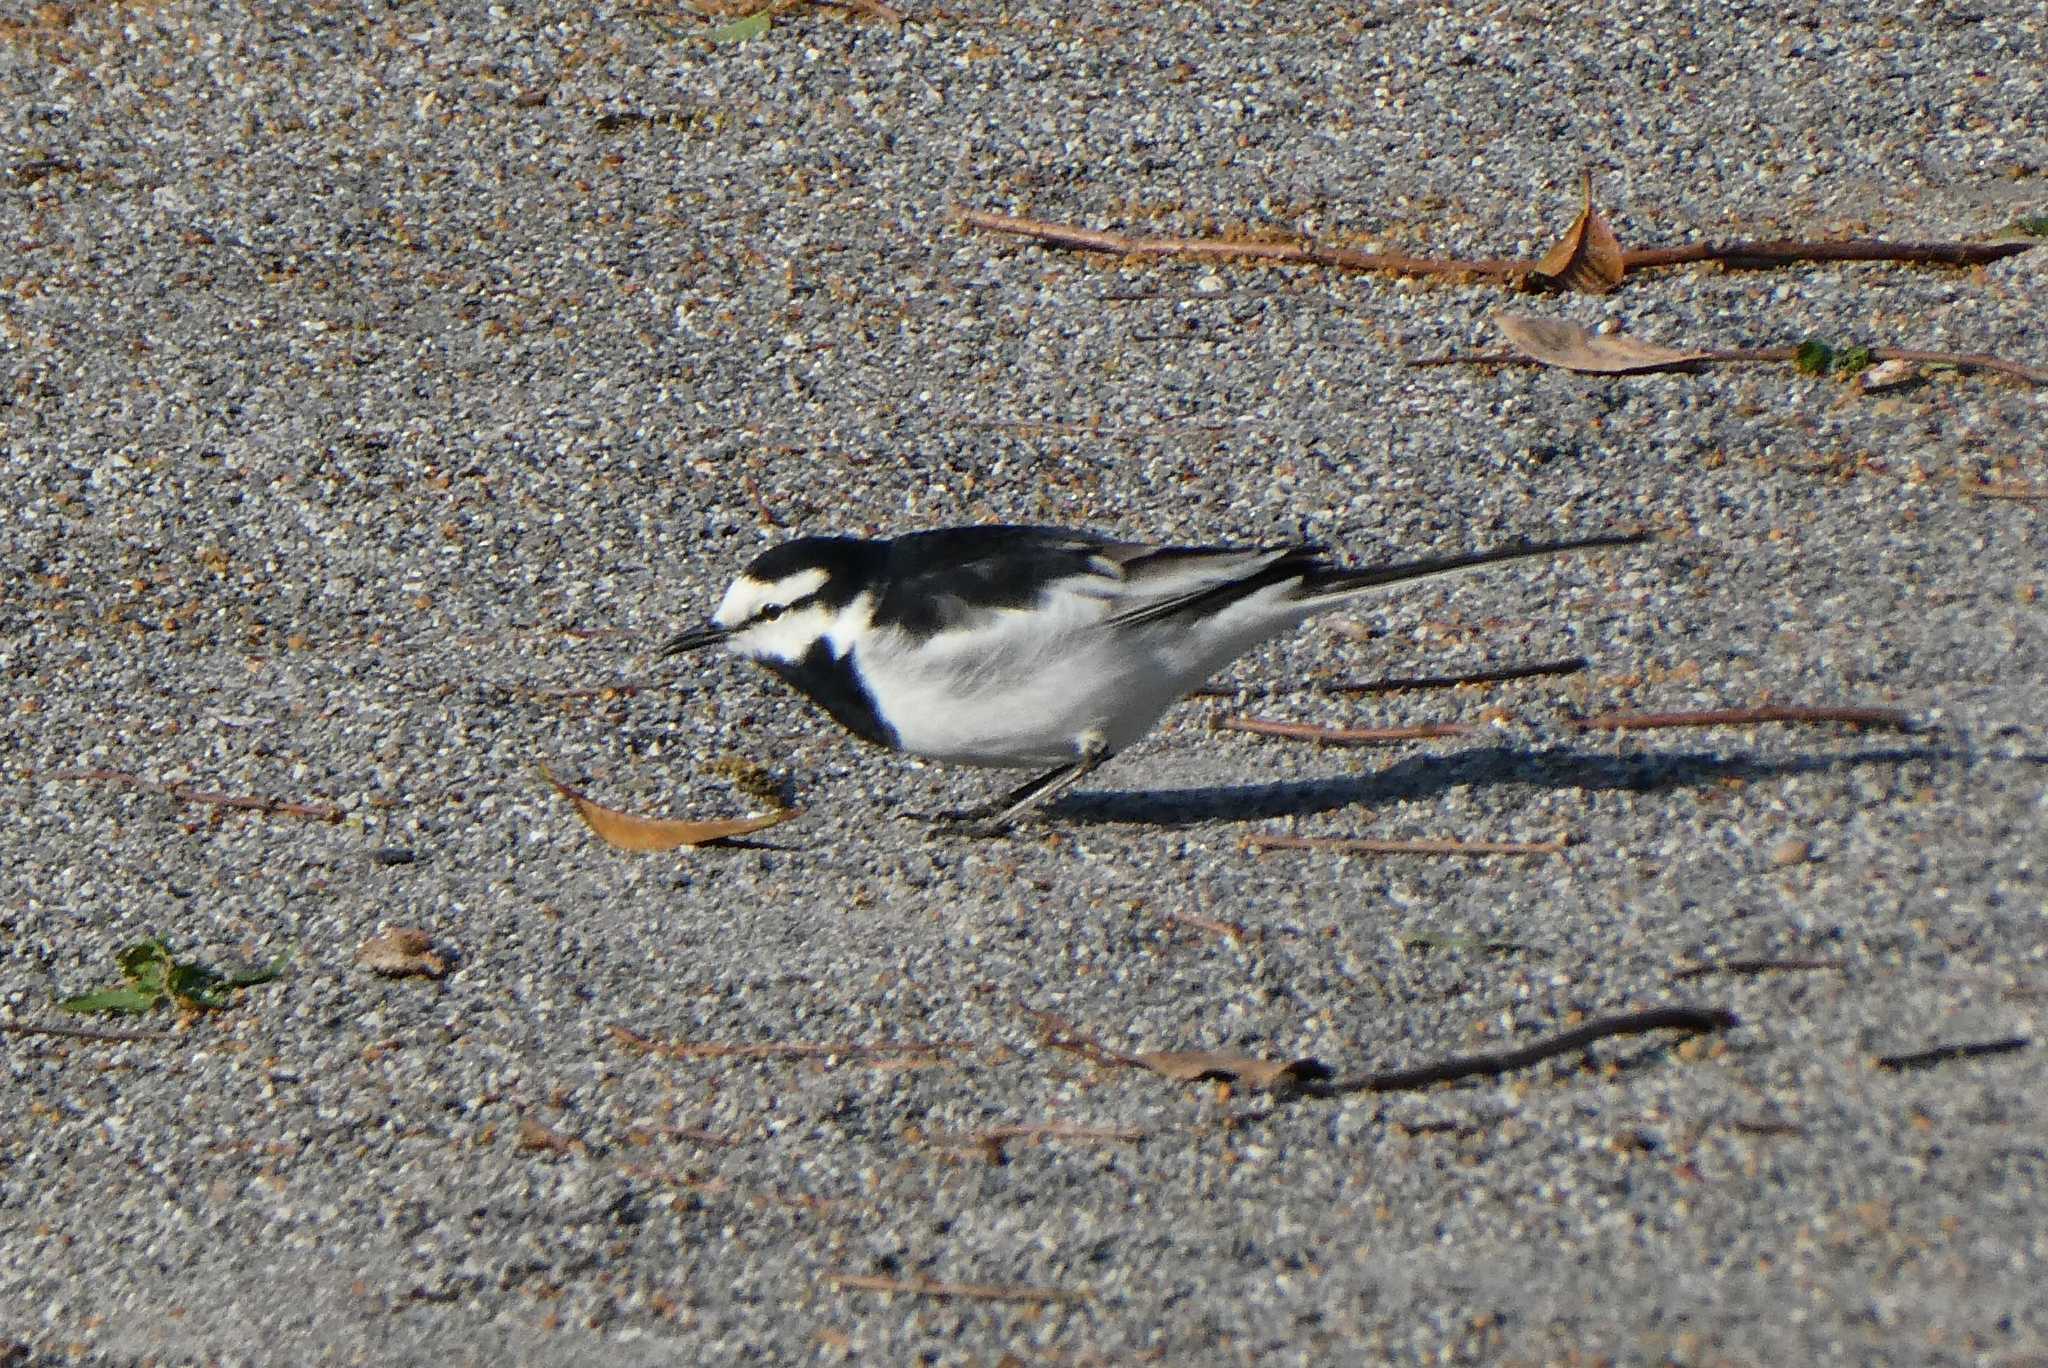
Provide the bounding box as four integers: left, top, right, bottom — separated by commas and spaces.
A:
661, 525, 1645, 831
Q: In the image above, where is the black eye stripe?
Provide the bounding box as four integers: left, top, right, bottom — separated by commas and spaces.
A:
751, 590, 820, 626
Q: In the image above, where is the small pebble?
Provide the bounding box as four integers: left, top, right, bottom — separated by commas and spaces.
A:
1771, 838, 1814, 868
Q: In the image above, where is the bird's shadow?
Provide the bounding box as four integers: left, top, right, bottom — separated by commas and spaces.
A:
1040, 741, 1961, 828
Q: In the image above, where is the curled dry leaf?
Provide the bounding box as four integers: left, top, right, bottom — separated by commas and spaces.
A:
1859, 357, 1919, 392
1529, 171, 1625, 294
356, 927, 449, 979
540, 765, 801, 852
1494, 314, 1712, 374
1135, 1050, 1334, 1093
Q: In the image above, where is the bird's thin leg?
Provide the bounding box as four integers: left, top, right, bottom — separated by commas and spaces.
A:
929, 738, 1111, 837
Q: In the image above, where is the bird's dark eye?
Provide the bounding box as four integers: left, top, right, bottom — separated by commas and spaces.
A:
756, 602, 787, 623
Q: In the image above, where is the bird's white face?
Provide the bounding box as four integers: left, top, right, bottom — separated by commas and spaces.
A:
713, 567, 845, 664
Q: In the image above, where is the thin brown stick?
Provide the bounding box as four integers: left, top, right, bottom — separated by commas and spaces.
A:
1621, 239, 2030, 270
608, 1024, 959, 1061
1873, 1037, 2028, 1070
1245, 833, 1568, 857
1, 1020, 170, 1043
809, 0, 904, 21
1159, 909, 1247, 941
1961, 478, 2047, 501
1314, 1006, 1738, 1095
1022, 1007, 1140, 1069
959, 208, 2033, 285
1216, 717, 1478, 744
1325, 657, 1590, 694
1571, 704, 1918, 732
1670, 957, 1845, 980
1414, 344, 2045, 386
955, 208, 1525, 279
39, 768, 345, 822
971, 1122, 1144, 1146
950, 1122, 1145, 1162
827, 1272, 1090, 1303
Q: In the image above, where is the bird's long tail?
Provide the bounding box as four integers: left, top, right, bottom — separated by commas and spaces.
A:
1304, 530, 1649, 600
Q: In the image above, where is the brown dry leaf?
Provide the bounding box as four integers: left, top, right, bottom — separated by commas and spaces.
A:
516, 1116, 575, 1153
356, 927, 449, 979
540, 766, 801, 851
1494, 314, 1713, 374
1135, 1050, 1333, 1093
1530, 170, 1625, 293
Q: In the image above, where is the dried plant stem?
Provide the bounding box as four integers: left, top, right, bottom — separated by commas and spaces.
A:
608, 1024, 958, 1061
1245, 833, 1568, 858
1, 1020, 169, 1043
1316, 1006, 1737, 1095
1873, 1037, 2028, 1070
1962, 478, 2047, 501
1218, 717, 1477, 744
38, 768, 345, 822
1326, 657, 1590, 694
828, 1273, 1089, 1303
959, 208, 2033, 286
956, 208, 1524, 279
1572, 704, 1918, 732
1416, 344, 2046, 385
1670, 958, 1845, 980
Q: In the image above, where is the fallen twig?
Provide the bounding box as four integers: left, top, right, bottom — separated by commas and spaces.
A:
1217, 717, 1477, 744
957, 207, 1523, 279
1961, 478, 2047, 501
1158, 909, 1248, 941
1325, 657, 1590, 694
1, 1020, 170, 1043
39, 768, 345, 822
1570, 704, 1919, 733
1418, 341, 2046, 386
947, 1122, 1145, 1164
1317, 1006, 1736, 1095
828, 1272, 1090, 1303
1873, 1037, 2029, 1070
958, 207, 2033, 290
1022, 1008, 1140, 1069
1245, 833, 1568, 857
1670, 957, 1845, 981
1027, 1005, 1736, 1099
607, 1024, 959, 1061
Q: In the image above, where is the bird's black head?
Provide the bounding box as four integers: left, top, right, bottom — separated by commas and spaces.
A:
659, 535, 882, 662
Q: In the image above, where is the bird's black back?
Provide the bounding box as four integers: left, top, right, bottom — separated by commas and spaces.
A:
868, 526, 1129, 639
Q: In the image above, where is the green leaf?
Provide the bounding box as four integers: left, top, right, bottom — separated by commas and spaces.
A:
1834, 345, 1874, 376
117, 939, 173, 990
1794, 339, 1834, 376
57, 986, 164, 1015
167, 962, 235, 1009
707, 10, 770, 43
224, 952, 290, 988
2009, 214, 2048, 237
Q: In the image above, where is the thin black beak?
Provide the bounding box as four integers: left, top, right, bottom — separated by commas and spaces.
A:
658, 622, 731, 657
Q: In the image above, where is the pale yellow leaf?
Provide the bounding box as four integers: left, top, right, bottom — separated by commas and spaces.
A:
1494, 314, 1712, 374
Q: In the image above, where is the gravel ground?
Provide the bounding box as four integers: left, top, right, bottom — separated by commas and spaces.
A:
4, 1, 2045, 1363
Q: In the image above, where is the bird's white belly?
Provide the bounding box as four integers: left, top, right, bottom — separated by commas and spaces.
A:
851, 624, 1191, 768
